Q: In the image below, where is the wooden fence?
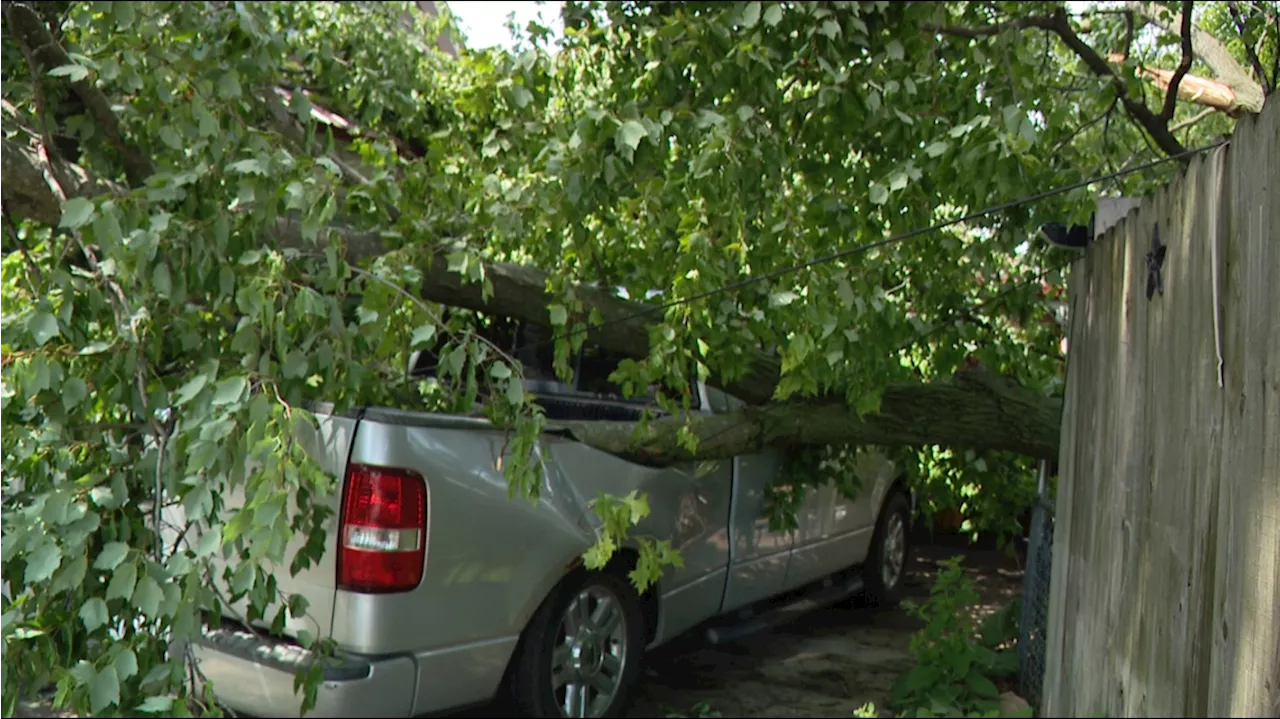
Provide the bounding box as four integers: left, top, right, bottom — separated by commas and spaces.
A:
1043, 96, 1279, 717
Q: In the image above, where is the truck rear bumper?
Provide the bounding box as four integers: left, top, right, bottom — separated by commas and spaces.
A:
184, 622, 520, 717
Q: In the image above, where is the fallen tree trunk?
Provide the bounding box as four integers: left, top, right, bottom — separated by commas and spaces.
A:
557, 365, 1063, 463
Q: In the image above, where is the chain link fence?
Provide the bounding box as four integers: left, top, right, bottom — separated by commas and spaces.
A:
1018, 462, 1055, 714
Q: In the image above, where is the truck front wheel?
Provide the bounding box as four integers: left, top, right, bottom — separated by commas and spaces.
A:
509, 570, 646, 718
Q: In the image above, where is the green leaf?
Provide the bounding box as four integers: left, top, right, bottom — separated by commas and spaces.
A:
837, 279, 856, 307
79, 598, 109, 633
925, 141, 951, 158
136, 696, 174, 714
296, 629, 314, 649
818, 19, 841, 39
889, 171, 909, 191
59, 197, 96, 228
62, 377, 89, 408
288, 594, 310, 619
886, 39, 905, 61
89, 665, 120, 714
227, 158, 265, 175
93, 542, 130, 571
965, 669, 1000, 699
28, 312, 60, 347
195, 527, 221, 557
763, 4, 783, 26
490, 361, 512, 380
769, 291, 798, 307
411, 323, 437, 347
230, 561, 256, 595
211, 376, 248, 406
869, 182, 889, 205
174, 373, 209, 406
217, 70, 242, 99
616, 120, 647, 153
106, 560, 137, 602
24, 539, 62, 584
49, 64, 90, 82
152, 262, 173, 296
283, 350, 308, 379
506, 377, 525, 405
113, 648, 139, 681
133, 575, 164, 618
159, 125, 183, 150
548, 304, 568, 326
740, 2, 761, 28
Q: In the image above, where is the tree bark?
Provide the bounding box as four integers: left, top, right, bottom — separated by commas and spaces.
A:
556, 365, 1063, 463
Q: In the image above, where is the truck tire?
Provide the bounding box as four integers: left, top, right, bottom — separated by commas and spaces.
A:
509, 570, 646, 718
862, 491, 912, 608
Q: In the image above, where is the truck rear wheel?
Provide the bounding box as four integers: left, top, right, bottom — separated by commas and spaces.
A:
509, 570, 646, 718
862, 491, 912, 608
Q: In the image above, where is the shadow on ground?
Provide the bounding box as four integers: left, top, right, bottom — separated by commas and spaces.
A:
13, 534, 1023, 719
455, 534, 1025, 719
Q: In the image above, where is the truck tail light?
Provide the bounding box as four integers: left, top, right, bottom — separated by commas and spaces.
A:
337, 464, 427, 593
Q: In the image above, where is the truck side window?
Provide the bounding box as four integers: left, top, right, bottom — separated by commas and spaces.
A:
705, 386, 744, 414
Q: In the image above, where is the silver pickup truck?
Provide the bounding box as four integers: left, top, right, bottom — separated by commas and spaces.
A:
185, 337, 913, 719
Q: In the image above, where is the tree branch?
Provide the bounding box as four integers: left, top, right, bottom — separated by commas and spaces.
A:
1042, 9, 1185, 156
927, 9, 1187, 156
922, 16, 1057, 38
558, 366, 1062, 463
0, 132, 1066, 462
1125, 0, 1266, 115
1228, 1, 1274, 94
1161, 1, 1196, 121
4, 2, 154, 186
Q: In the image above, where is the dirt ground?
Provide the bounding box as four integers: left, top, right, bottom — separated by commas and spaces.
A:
625, 535, 1025, 718
14, 533, 1024, 719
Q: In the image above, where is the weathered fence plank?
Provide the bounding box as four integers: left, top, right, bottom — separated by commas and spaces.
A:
1043, 96, 1280, 717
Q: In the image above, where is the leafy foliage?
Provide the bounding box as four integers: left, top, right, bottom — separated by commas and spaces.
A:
1, 0, 1274, 716
888, 557, 1023, 718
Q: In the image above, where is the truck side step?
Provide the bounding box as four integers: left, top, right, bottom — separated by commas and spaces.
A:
704, 572, 865, 645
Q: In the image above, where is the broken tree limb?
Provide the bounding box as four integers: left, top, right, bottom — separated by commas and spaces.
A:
557, 365, 1063, 463
927, 9, 1187, 155
1106, 54, 1242, 115
1126, 0, 1267, 115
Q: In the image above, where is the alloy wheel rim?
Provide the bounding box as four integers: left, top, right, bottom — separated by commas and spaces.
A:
551, 585, 629, 718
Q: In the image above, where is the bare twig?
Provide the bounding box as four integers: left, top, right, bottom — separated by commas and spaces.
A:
1170, 106, 1216, 134
1052, 94, 1120, 155
1161, 1, 1195, 121
1124, 9, 1135, 61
